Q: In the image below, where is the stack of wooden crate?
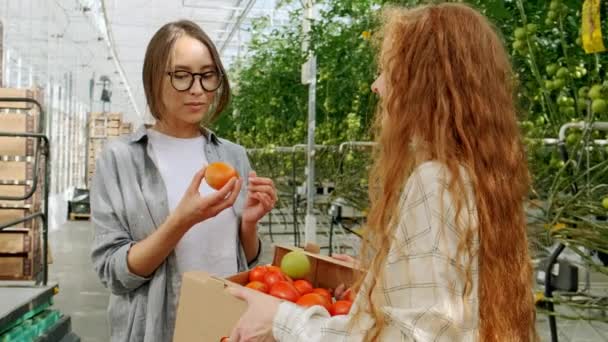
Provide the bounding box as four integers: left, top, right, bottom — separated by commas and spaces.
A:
87, 112, 133, 186
0, 87, 45, 282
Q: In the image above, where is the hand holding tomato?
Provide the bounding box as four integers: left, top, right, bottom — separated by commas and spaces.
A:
171, 166, 242, 230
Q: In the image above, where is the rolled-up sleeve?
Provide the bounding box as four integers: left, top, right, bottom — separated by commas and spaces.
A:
90, 146, 151, 295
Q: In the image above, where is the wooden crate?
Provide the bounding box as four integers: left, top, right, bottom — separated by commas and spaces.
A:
0, 184, 40, 208
0, 252, 41, 280
0, 88, 36, 110
107, 119, 121, 128
0, 222, 42, 280
0, 112, 39, 156
108, 113, 122, 121
0, 228, 32, 254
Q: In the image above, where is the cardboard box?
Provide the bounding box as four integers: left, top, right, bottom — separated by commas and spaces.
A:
173, 244, 359, 342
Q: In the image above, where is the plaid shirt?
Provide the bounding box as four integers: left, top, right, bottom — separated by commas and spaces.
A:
273, 162, 479, 341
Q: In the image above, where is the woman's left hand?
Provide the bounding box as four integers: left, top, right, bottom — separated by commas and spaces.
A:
227, 285, 281, 342
242, 171, 277, 226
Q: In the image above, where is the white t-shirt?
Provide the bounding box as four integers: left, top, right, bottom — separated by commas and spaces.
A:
147, 128, 238, 277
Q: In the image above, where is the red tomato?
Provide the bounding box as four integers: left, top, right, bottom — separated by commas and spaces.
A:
248, 266, 268, 283
312, 288, 332, 303
266, 265, 282, 274
264, 271, 285, 288
245, 281, 269, 294
269, 281, 300, 302
284, 274, 294, 283
296, 293, 332, 312
330, 300, 353, 316
293, 280, 313, 295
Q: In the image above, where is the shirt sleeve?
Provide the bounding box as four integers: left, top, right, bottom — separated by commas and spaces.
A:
272, 163, 479, 341
90, 145, 151, 295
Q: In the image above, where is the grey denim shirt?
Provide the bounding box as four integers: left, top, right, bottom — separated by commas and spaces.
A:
90, 125, 259, 342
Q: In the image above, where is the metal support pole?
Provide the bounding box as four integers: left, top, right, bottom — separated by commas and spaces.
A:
303, 0, 317, 245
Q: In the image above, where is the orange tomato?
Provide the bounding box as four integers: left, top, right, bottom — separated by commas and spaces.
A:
312, 288, 332, 303
245, 281, 269, 294
206, 162, 238, 190
248, 266, 268, 283
296, 293, 332, 312
293, 280, 313, 295
330, 300, 353, 316
264, 271, 285, 288
269, 281, 300, 302
266, 265, 282, 274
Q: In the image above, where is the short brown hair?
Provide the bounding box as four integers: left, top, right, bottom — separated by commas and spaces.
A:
143, 20, 230, 122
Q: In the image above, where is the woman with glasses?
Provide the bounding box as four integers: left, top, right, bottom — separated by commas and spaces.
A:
90, 20, 277, 342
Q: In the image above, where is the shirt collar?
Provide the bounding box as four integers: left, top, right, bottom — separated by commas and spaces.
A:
130, 124, 220, 145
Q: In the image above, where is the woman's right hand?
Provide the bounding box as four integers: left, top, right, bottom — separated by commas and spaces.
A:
171, 166, 242, 230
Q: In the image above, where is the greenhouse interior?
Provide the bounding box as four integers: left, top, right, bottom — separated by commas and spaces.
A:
0, 0, 607, 341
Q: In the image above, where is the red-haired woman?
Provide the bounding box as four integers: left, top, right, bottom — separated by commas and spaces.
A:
228, 3, 536, 341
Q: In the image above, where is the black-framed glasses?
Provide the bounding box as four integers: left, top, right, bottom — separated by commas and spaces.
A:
166, 70, 223, 92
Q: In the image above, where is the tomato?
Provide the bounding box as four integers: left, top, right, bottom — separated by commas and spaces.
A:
293, 280, 313, 295
296, 293, 332, 311
330, 300, 353, 316
312, 288, 332, 303
249, 266, 268, 283
264, 271, 285, 288
220, 337, 229, 342
245, 281, 268, 294
266, 265, 282, 274
205, 162, 238, 190
602, 197, 608, 209
269, 281, 300, 302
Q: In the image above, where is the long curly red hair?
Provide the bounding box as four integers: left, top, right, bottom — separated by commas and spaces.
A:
354, 3, 536, 341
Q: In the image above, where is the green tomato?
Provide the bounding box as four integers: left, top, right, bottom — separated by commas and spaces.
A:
556, 67, 569, 79
526, 24, 538, 35
578, 86, 590, 98
589, 84, 604, 100
545, 18, 554, 26
592, 99, 608, 114
576, 37, 582, 46
513, 40, 525, 51
520, 120, 534, 132
564, 107, 576, 116
566, 133, 580, 145
557, 95, 569, 106
553, 78, 566, 89
548, 11, 557, 20
545, 80, 555, 90
550, 1, 560, 11
546, 64, 559, 76
565, 97, 575, 107
514, 27, 527, 40
535, 116, 546, 126
602, 197, 608, 209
